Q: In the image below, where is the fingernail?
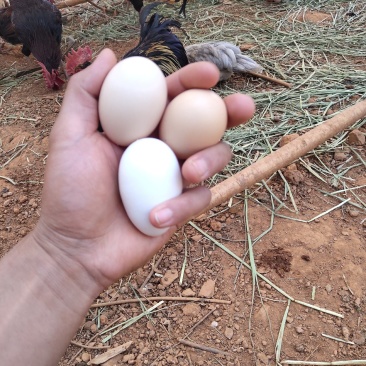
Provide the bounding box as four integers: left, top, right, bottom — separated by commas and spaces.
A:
154, 208, 173, 227
192, 159, 209, 180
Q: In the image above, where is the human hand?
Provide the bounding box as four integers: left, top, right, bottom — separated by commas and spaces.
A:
33, 49, 255, 293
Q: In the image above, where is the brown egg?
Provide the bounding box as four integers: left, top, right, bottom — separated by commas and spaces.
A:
159, 89, 228, 159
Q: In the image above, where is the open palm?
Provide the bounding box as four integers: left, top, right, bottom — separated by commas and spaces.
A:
36, 49, 255, 289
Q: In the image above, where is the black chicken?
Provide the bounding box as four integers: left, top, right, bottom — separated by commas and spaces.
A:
129, 0, 188, 17
0, 0, 63, 89
123, 2, 188, 76
128, 0, 144, 12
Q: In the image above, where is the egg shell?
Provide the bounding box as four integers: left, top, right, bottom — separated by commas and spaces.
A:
99, 56, 167, 146
118, 138, 183, 236
159, 89, 228, 159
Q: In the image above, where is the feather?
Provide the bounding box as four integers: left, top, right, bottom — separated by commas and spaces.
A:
123, 2, 188, 76
186, 41, 263, 81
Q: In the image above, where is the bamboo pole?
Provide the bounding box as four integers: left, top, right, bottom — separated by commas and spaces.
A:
204, 99, 366, 212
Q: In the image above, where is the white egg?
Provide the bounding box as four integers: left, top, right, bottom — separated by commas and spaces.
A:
99, 56, 167, 146
118, 138, 183, 236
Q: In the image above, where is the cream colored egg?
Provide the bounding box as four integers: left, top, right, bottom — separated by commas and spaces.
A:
118, 138, 183, 236
99, 56, 167, 146
159, 89, 228, 159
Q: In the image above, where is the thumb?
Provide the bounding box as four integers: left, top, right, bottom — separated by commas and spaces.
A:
51, 48, 117, 142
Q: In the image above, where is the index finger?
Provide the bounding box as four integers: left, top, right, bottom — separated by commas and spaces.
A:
166, 61, 220, 100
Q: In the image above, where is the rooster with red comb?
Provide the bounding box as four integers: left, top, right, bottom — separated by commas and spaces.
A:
0, 0, 64, 89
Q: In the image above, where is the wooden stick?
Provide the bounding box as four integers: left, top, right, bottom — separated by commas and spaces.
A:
90, 296, 231, 308
56, 0, 88, 9
247, 70, 293, 88
178, 339, 231, 356
204, 99, 366, 213
70, 341, 110, 350
86, 0, 106, 12
182, 308, 216, 339
139, 254, 164, 291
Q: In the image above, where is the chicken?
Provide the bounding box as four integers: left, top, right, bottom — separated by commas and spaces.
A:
185, 41, 263, 82
0, 0, 63, 89
128, 0, 143, 12
64, 46, 93, 78
123, 2, 188, 76
176, 0, 187, 17
128, 0, 188, 17
0, 5, 18, 45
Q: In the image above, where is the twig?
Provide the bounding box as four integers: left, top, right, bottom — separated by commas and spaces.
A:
0, 175, 17, 185
56, 0, 89, 9
68, 313, 130, 364
321, 333, 355, 345
247, 71, 293, 88
86, 0, 106, 12
282, 361, 366, 365
183, 307, 216, 339
139, 254, 164, 291
70, 341, 110, 350
342, 274, 354, 296
90, 297, 231, 308
178, 339, 231, 356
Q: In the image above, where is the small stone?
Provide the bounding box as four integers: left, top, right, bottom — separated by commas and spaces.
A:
342, 326, 350, 341
262, 340, 267, 346
283, 169, 304, 185
198, 279, 216, 298
334, 151, 348, 161
286, 316, 294, 324
295, 344, 305, 353
182, 288, 195, 297
90, 323, 98, 333
285, 163, 297, 172
353, 331, 365, 345
18, 195, 28, 203
257, 352, 268, 364
3, 199, 11, 207
81, 352, 90, 362
182, 303, 201, 317
348, 129, 365, 145
355, 298, 361, 307
83, 321, 94, 330
160, 269, 178, 288
210, 220, 222, 232
295, 326, 304, 334
341, 231, 349, 236
325, 284, 332, 293
211, 321, 218, 328
28, 198, 38, 208
100, 314, 108, 325
224, 327, 234, 340
280, 134, 300, 147
122, 354, 135, 363
348, 210, 360, 218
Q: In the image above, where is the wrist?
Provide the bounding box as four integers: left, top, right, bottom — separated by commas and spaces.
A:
31, 221, 104, 307
0, 225, 103, 365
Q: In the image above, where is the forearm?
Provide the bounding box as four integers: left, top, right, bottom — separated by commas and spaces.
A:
0, 228, 102, 366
